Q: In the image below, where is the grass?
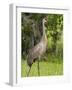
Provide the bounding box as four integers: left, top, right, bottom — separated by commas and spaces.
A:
21, 56, 63, 77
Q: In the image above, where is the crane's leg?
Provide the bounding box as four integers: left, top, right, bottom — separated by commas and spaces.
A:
27, 66, 32, 77
38, 59, 40, 76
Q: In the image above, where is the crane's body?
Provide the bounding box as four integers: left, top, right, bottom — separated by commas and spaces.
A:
27, 32, 47, 67
27, 17, 47, 76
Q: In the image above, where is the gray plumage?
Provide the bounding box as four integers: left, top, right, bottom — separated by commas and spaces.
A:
27, 18, 47, 76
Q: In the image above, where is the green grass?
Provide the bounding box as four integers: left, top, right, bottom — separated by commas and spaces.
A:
21, 57, 63, 77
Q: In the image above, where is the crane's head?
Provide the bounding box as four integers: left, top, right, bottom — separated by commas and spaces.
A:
43, 16, 48, 26
42, 16, 48, 29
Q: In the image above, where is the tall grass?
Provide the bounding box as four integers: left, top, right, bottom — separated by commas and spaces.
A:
21, 55, 63, 77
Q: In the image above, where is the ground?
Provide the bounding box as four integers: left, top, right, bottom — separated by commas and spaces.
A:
21, 56, 63, 77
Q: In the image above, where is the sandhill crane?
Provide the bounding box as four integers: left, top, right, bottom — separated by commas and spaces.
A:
27, 17, 47, 76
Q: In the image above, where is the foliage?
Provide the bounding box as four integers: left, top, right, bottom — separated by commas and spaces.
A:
46, 14, 63, 54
